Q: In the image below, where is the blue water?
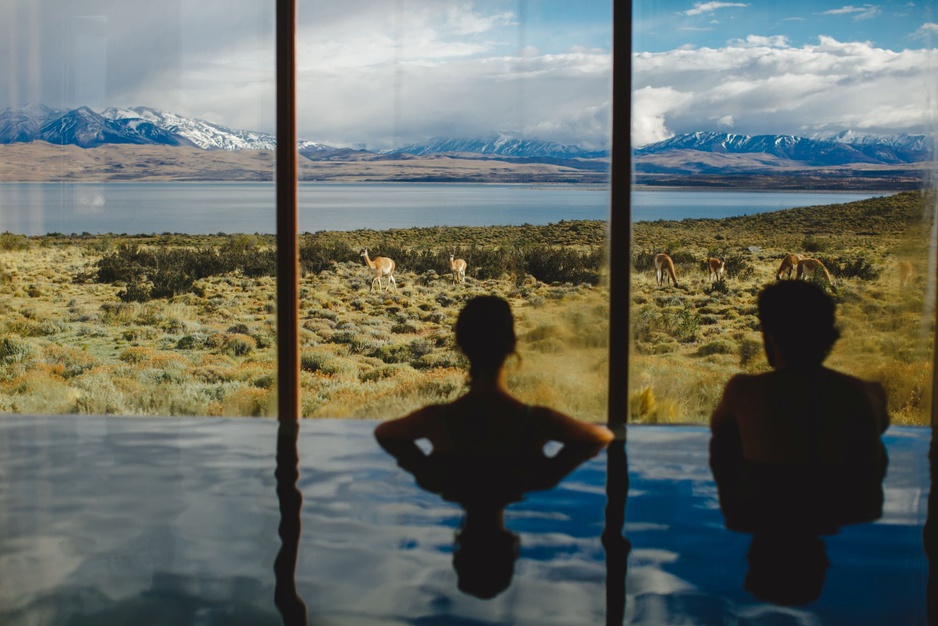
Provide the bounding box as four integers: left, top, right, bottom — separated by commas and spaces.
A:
0, 182, 885, 235
0, 417, 929, 625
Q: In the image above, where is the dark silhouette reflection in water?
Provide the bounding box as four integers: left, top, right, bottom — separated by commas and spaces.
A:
710, 281, 889, 606
603, 437, 630, 626
375, 296, 613, 599
927, 431, 938, 622
376, 426, 607, 599
274, 421, 308, 626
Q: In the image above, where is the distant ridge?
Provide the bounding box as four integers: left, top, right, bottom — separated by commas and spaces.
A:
385, 135, 608, 160
0, 103, 935, 174
0, 104, 607, 159
635, 131, 934, 166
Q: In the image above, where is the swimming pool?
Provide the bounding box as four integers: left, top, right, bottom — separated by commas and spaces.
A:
0, 417, 930, 624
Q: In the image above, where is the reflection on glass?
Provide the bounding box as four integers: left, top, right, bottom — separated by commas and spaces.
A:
629, 1, 937, 424
294, 1, 613, 421
1, 2, 277, 417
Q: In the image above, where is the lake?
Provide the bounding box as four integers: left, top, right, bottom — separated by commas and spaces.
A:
0, 182, 886, 235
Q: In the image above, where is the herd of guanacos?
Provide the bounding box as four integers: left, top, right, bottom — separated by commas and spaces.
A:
652, 252, 837, 290
357, 247, 914, 295
358, 247, 465, 292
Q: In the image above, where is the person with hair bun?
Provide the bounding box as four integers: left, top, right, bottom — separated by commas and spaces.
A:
375, 295, 612, 599
376, 295, 612, 456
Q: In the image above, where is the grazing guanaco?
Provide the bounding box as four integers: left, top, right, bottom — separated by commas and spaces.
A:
898, 260, 913, 288
776, 253, 806, 280
796, 257, 836, 293
449, 253, 467, 284
359, 248, 396, 292
707, 257, 726, 283
654, 253, 679, 288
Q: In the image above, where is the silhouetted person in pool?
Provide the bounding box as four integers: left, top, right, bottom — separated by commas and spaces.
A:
375, 295, 613, 598
709, 281, 889, 605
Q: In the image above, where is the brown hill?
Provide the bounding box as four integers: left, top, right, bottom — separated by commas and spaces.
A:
0, 142, 608, 184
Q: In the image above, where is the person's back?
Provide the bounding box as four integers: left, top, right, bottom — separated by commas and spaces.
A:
710, 282, 888, 534
375, 296, 612, 498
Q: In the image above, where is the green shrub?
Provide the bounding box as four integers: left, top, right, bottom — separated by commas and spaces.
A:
695, 340, 735, 357
802, 236, 830, 253
223, 334, 256, 356
0, 232, 28, 251
0, 337, 33, 365
739, 337, 762, 367
821, 256, 881, 281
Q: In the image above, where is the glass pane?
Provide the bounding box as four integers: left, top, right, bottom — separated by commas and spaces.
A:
296, 1, 613, 421
630, 1, 938, 425
0, 2, 277, 416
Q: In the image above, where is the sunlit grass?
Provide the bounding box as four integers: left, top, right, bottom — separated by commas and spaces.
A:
0, 191, 933, 424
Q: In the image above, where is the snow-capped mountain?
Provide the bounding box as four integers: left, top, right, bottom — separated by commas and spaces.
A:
0, 103, 335, 152
635, 131, 934, 166
35, 106, 190, 148
2, 104, 933, 167
387, 135, 608, 160
0, 102, 65, 143
101, 106, 277, 151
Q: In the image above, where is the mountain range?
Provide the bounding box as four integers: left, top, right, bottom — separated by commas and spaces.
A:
0, 103, 934, 186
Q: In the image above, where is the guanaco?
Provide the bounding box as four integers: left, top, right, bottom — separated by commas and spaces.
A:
654, 253, 679, 288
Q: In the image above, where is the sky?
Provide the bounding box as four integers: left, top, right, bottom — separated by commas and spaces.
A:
2, 0, 937, 149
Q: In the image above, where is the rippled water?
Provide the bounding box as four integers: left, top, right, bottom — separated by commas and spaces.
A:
0, 417, 929, 624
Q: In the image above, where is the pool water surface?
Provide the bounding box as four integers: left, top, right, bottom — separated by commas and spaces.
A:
0, 417, 930, 625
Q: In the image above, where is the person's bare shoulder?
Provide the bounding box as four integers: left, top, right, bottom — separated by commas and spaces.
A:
374, 405, 439, 441
822, 368, 890, 432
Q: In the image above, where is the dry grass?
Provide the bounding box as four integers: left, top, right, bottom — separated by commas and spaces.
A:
0, 191, 934, 424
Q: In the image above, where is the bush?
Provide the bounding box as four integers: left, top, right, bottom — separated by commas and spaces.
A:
521, 246, 603, 285
802, 236, 830, 253
739, 337, 762, 367
0, 337, 33, 365
695, 340, 735, 357
0, 232, 28, 251
300, 239, 360, 274
223, 334, 257, 357
97, 237, 277, 300
821, 256, 881, 281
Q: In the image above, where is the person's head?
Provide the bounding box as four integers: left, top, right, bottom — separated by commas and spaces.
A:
757, 281, 840, 367
455, 295, 517, 380
452, 524, 520, 599
745, 533, 829, 606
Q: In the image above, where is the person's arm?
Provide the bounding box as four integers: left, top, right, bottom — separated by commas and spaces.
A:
709, 376, 749, 529
374, 408, 437, 474
537, 407, 614, 451
867, 381, 889, 433
709, 376, 743, 479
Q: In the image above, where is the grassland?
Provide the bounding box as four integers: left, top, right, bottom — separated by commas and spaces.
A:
0, 191, 932, 424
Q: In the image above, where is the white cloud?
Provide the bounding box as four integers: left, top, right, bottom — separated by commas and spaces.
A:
632, 37, 938, 146
912, 22, 938, 40
682, 2, 749, 17
727, 35, 790, 48
819, 4, 882, 20
631, 86, 694, 146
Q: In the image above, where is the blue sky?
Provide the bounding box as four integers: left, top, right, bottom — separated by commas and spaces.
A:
2, 1, 937, 148
635, 1, 936, 52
